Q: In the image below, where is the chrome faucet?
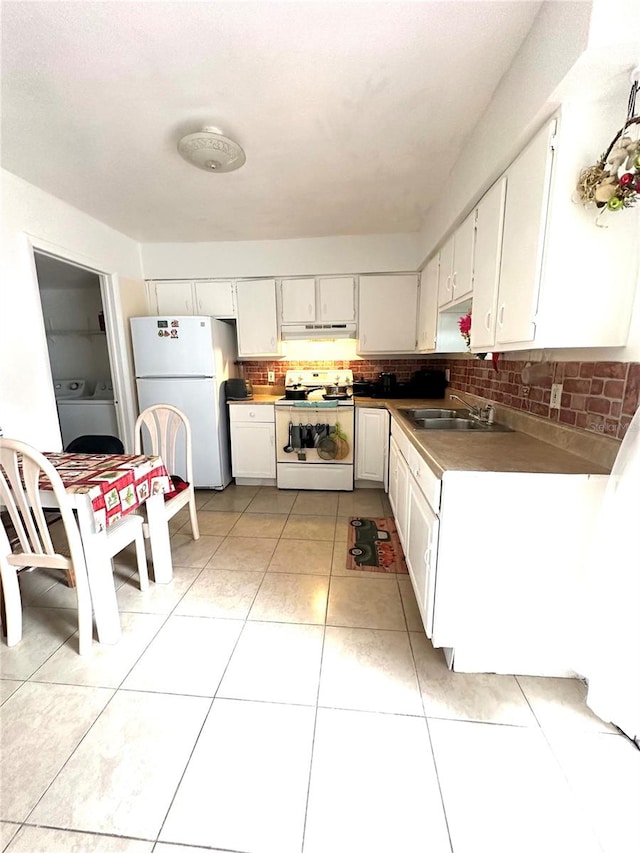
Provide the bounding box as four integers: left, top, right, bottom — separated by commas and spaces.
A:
450, 395, 494, 423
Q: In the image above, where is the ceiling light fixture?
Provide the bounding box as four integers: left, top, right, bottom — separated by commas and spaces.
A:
177, 126, 246, 173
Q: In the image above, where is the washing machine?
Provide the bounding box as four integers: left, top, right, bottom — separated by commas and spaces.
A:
55, 378, 119, 448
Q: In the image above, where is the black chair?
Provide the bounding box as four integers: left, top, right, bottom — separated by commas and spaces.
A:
65, 435, 125, 454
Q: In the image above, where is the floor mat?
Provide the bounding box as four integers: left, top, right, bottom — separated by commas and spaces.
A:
346, 517, 408, 573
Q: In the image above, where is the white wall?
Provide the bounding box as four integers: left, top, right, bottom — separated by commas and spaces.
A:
0, 169, 143, 448
417, 1, 593, 263
141, 232, 419, 280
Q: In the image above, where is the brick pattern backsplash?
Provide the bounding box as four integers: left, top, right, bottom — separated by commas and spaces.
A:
240, 357, 640, 440
441, 358, 639, 441
240, 359, 432, 384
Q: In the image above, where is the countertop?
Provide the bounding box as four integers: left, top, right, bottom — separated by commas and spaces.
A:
227, 393, 611, 477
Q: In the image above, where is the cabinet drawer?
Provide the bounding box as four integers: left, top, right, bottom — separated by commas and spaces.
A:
229, 404, 275, 424
390, 417, 411, 461
408, 445, 441, 513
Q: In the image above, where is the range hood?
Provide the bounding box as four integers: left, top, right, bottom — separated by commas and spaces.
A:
280, 322, 357, 340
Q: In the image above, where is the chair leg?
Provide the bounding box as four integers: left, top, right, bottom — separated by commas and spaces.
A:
134, 528, 149, 591
0, 567, 23, 647
188, 493, 200, 541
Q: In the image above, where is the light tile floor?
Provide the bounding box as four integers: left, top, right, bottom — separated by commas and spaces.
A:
1, 486, 638, 853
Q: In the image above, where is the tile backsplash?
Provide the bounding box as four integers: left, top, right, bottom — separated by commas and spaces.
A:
240, 357, 640, 441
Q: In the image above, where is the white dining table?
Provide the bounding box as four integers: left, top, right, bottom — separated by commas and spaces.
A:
39, 451, 174, 645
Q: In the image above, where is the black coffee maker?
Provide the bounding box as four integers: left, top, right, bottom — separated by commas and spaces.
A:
378, 373, 397, 396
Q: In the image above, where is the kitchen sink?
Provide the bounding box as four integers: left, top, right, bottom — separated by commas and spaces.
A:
403, 408, 459, 419
399, 408, 513, 432
414, 419, 512, 431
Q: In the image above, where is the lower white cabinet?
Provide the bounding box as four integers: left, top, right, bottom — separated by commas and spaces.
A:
387, 413, 608, 676
406, 478, 439, 638
229, 405, 276, 479
389, 429, 440, 637
355, 407, 390, 485
388, 435, 410, 549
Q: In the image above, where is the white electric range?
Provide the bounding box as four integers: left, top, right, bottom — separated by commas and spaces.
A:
275, 370, 354, 490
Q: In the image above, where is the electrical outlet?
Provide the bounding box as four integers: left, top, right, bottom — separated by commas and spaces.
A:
550, 383, 563, 409
267, 370, 275, 383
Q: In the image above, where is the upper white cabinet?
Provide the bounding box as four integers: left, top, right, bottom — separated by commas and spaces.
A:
235, 279, 279, 357
355, 407, 390, 485
357, 274, 419, 354
495, 119, 555, 346
482, 104, 637, 351
469, 177, 507, 351
280, 278, 316, 323
417, 257, 439, 353
149, 280, 235, 318
280, 276, 356, 324
150, 280, 195, 315
194, 280, 235, 318
437, 212, 475, 308
317, 276, 356, 322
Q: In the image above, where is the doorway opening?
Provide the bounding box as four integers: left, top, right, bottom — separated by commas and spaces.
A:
33, 251, 121, 450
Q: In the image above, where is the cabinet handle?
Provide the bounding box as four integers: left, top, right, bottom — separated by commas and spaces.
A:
485, 310, 491, 331
498, 303, 505, 327
198, 298, 202, 312
308, 303, 313, 315
249, 411, 255, 418
271, 337, 276, 349
446, 275, 451, 294
451, 272, 457, 293
185, 299, 190, 311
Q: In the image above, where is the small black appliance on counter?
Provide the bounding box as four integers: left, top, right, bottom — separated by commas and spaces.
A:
224, 378, 254, 400
407, 368, 448, 399
352, 378, 373, 397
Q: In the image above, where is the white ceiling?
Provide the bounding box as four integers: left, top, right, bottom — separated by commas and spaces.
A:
1, 1, 542, 243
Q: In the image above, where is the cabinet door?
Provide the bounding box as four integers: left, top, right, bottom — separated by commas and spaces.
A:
280, 278, 316, 323
470, 178, 507, 350
318, 276, 356, 322
395, 450, 410, 549
231, 422, 275, 478
406, 479, 439, 638
153, 281, 194, 315
358, 274, 418, 353
437, 238, 454, 307
235, 279, 279, 357
194, 280, 235, 317
452, 211, 475, 303
388, 436, 399, 515
356, 407, 390, 482
417, 257, 439, 352
497, 120, 556, 345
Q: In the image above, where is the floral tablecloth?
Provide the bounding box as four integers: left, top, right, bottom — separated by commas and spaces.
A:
43, 452, 171, 532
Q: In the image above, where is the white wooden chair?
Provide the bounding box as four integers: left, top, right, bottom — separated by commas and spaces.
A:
0, 438, 93, 654
134, 404, 200, 540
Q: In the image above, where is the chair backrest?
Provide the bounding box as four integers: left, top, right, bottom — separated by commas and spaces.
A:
65, 434, 125, 454
134, 405, 194, 483
0, 438, 86, 572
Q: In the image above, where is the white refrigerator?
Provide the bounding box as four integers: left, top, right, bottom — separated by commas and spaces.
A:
130, 316, 237, 489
